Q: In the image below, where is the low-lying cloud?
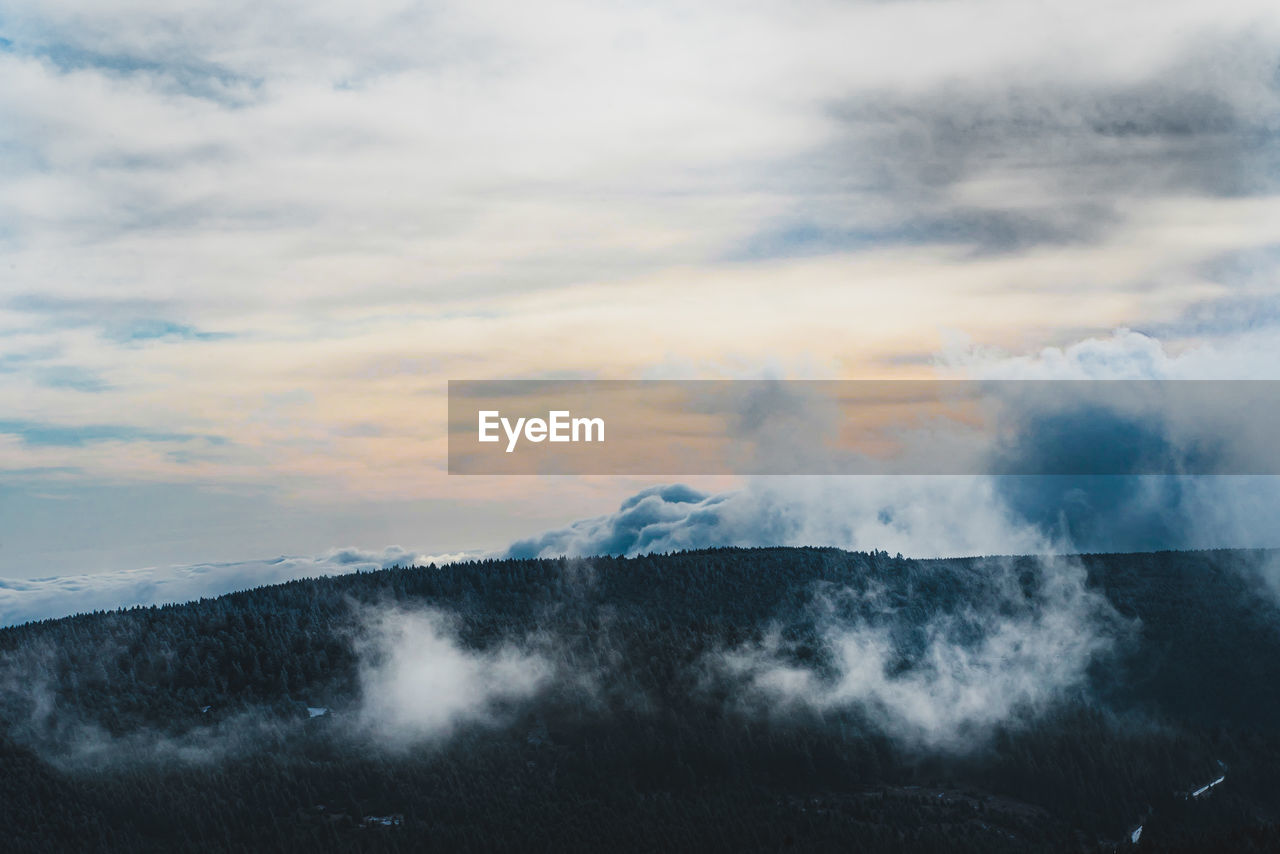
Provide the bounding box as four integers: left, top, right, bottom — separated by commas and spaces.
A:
505, 479, 1048, 560
505, 330, 1280, 559
0, 546, 454, 627
709, 556, 1121, 751
0, 637, 301, 770
353, 606, 554, 745
0, 600, 562, 766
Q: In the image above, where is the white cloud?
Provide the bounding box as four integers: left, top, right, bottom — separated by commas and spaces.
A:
941, 327, 1280, 380
711, 555, 1121, 750
504, 478, 1050, 561
353, 606, 552, 744
0, 546, 459, 626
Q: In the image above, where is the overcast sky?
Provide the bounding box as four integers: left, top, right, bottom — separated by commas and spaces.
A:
2, 0, 1280, 593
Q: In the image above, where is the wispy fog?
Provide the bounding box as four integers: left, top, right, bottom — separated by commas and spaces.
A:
352, 606, 554, 745
708, 556, 1123, 751
0, 639, 297, 770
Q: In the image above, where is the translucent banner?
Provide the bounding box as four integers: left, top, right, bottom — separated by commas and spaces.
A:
448, 380, 1280, 475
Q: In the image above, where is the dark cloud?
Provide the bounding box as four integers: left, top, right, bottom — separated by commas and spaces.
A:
989, 395, 1235, 476
982, 395, 1219, 550
846, 72, 1276, 197
995, 476, 1196, 553
742, 33, 1280, 260
981, 381, 1280, 550
731, 204, 1119, 259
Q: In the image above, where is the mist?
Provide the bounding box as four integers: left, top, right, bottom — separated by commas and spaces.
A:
708, 555, 1125, 751
0, 637, 302, 770
352, 605, 556, 746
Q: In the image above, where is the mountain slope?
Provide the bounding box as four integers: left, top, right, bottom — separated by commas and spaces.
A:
2, 547, 1279, 852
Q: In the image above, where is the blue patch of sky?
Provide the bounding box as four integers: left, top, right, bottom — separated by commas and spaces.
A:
728, 218, 994, 261
0, 350, 47, 368
0, 466, 83, 481
35, 366, 110, 393
0, 351, 108, 392
104, 319, 233, 344
726, 222, 888, 262
0, 420, 226, 448
0, 31, 262, 106
4, 296, 233, 344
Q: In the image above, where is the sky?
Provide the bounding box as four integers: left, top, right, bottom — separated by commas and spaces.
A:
2, 0, 1280, 620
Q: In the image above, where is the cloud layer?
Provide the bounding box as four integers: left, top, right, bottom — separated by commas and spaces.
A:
0, 546, 446, 626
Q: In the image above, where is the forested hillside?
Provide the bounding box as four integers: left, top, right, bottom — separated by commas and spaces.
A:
1, 547, 1279, 853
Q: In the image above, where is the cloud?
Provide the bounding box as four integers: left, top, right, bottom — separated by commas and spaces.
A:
942, 330, 1280, 550
0, 598, 550, 767
939, 327, 1242, 380
815, 44, 1280, 252
708, 555, 1122, 751
505, 478, 1049, 560
501, 329, 1280, 558
510, 476, 1280, 564
0, 546, 451, 626
353, 606, 554, 745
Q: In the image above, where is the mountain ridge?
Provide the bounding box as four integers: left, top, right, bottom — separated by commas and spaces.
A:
1, 546, 1278, 852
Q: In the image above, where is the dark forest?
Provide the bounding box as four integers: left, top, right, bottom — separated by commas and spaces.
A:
2, 547, 1278, 853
